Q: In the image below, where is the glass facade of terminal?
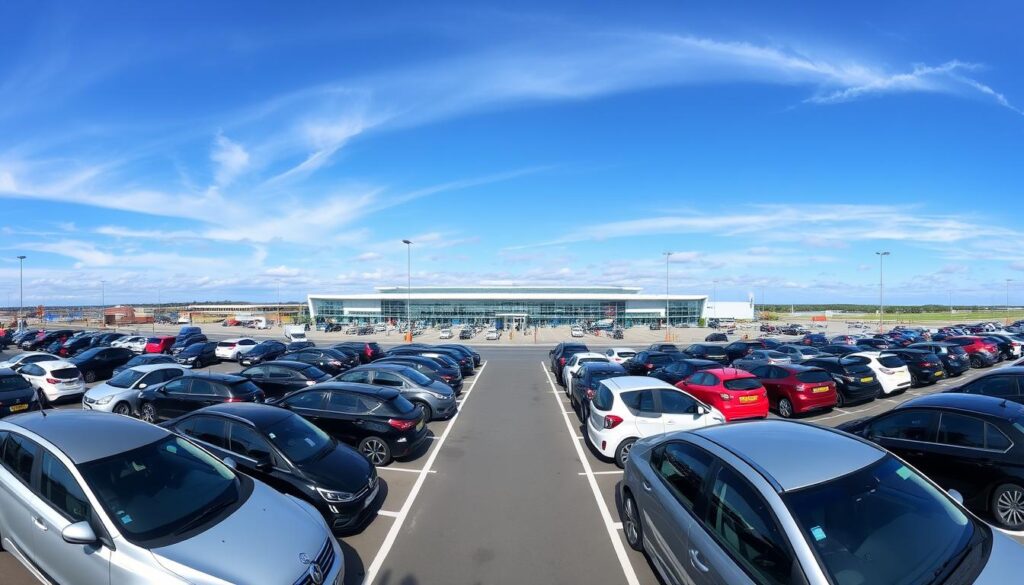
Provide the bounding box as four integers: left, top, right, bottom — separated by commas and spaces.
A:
310, 298, 703, 326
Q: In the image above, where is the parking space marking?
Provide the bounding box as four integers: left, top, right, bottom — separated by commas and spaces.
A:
376, 510, 401, 518
361, 361, 489, 585
541, 362, 641, 585
378, 467, 436, 474
582, 470, 623, 476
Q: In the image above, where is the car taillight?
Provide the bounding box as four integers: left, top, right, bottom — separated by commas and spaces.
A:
364, 345, 372, 357
646, 363, 654, 369
603, 415, 623, 429
559, 357, 566, 366
45, 378, 58, 384
921, 362, 936, 367
389, 418, 417, 431
329, 360, 342, 366
441, 375, 453, 381
793, 384, 805, 392
880, 367, 895, 375
225, 396, 243, 403
586, 388, 595, 400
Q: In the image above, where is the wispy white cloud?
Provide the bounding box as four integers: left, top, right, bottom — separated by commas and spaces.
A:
211, 132, 250, 186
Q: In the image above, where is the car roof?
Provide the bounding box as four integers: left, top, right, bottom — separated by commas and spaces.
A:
303, 381, 401, 399
580, 362, 626, 373
572, 352, 607, 360
34, 360, 76, 371
190, 372, 247, 383
600, 376, 675, 392
351, 363, 414, 373
222, 337, 254, 343
608, 347, 636, 353
704, 367, 756, 379
197, 402, 293, 427
0, 367, 20, 377
128, 363, 182, 373
692, 420, 885, 492
882, 348, 930, 354
775, 364, 825, 373
897, 392, 1024, 421
4, 410, 169, 464
258, 360, 313, 370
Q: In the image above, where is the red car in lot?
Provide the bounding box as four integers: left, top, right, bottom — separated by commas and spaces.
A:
675, 367, 768, 421
945, 335, 1000, 368
747, 363, 837, 418
830, 335, 857, 345
144, 335, 176, 354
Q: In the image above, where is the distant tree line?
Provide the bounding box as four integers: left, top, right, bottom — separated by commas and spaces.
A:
758, 304, 1002, 313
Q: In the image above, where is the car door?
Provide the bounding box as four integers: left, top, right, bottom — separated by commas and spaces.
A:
279, 390, 332, 433
0, 432, 41, 559
260, 365, 296, 397
323, 390, 374, 444
659, 389, 716, 432
29, 449, 111, 585
621, 389, 664, 438
930, 412, 1002, 503
861, 409, 939, 473
152, 377, 191, 420
224, 421, 293, 493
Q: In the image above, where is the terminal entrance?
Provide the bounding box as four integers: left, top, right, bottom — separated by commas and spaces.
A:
495, 313, 528, 332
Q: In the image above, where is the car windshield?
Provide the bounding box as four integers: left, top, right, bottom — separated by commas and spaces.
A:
796, 370, 831, 384
264, 412, 333, 464
108, 369, 146, 388
618, 351, 636, 358
799, 348, 819, 355
0, 375, 32, 392
878, 355, 905, 368
764, 351, 788, 359
785, 456, 983, 585
723, 378, 762, 391
300, 365, 328, 379
79, 436, 239, 545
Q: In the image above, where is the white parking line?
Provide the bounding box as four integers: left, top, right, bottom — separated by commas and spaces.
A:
361, 360, 489, 585
376, 510, 401, 518
582, 470, 623, 476
541, 362, 641, 585
378, 467, 436, 474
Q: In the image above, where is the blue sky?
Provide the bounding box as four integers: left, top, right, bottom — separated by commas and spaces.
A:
1, 1, 1022, 306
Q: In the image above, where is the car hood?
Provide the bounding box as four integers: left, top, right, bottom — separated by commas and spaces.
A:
298, 444, 374, 492
150, 482, 331, 585
84, 382, 133, 400
973, 530, 1024, 584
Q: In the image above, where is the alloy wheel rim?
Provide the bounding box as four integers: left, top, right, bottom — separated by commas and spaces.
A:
624, 498, 639, 544
997, 489, 1024, 526
141, 406, 154, 422
363, 440, 387, 465
779, 400, 792, 418
114, 404, 130, 416
620, 443, 633, 466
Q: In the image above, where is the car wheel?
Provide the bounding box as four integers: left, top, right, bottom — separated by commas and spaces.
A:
835, 390, 846, 408
615, 438, 637, 469
417, 402, 434, 422
113, 402, 132, 416
84, 371, 97, 383
778, 398, 794, 418
993, 484, 1024, 530
140, 403, 156, 423
970, 356, 983, 368
623, 492, 644, 551
359, 437, 392, 466
909, 373, 919, 387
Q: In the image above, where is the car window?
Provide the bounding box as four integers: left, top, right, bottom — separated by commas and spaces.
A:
593, 385, 614, 411
937, 413, 985, 449
706, 465, 793, 585
178, 415, 228, 448
962, 376, 1017, 398
268, 366, 299, 380
164, 377, 189, 393
326, 391, 366, 414
372, 371, 405, 387
986, 424, 1012, 450
658, 390, 698, 414
795, 369, 831, 384
20, 363, 44, 376
189, 379, 216, 395
227, 422, 274, 461
724, 378, 762, 391
242, 366, 267, 379
284, 390, 326, 409
748, 365, 769, 378
39, 451, 90, 522
867, 410, 937, 442
656, 442, 713, 512
338, 370, 370, 384
1, 433, 38, 485
620, 390, 656, 414
161, 368, 184, 383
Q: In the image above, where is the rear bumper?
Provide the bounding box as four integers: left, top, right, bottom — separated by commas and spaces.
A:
391, 429, 429, 458
721, 400, 768, 421
791, 390, 837, 413
842, 383, 881, 404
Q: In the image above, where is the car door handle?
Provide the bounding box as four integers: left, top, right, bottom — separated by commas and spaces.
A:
689, 548, 709, 572
641, 480, 653, 492
32, 516, 48, 532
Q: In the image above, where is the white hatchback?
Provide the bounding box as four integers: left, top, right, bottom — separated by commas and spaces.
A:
586, 376, 724, 468
571, 327, 585, 337
17, 359, 85, 402
215, 337, 259, 360
603, 347, 637, 364
849, 351, 912, 395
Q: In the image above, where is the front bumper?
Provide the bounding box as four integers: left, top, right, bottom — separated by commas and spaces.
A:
323, 477, 381, 533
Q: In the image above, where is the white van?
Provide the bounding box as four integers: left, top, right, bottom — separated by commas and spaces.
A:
284, 325, 307, 342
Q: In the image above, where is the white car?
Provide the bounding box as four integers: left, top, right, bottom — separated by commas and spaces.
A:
850, 351, 912, 394
485, 329, 501, 340
17, 359, 85, 403
586, 376, 725, 468
439, 328, 453, 339
83, 363, 189, 416
113, 335, 148, 353
561, 352, 610, 394
603, 347, 637, 364
0, 352, 61, 370
570, 327, 585, 338
214, 337, 259, 361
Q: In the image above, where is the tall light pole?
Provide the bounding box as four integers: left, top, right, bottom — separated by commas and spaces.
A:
876, 251, 890, 331
663, 251, 672, 341
17, 255, 26, 327
1006, 279, 1012, 324
712, 279, 718, 321
402, 240, 413, 342
100, 280, 107, 328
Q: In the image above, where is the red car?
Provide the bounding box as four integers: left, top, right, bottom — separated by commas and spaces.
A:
830, 335, 857, 345
676, 367, 768, 421
747, 363, 837, 418
144, 335, 176, 354
945, 336, 999, 368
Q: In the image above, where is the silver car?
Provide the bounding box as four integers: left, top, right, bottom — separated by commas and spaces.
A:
334, 363, 457, 421
730, 349, 792, 371
82, 363, 189, 416
621, 420, 1024, 585
0, 410, 343, 584
776, 344, 823, 363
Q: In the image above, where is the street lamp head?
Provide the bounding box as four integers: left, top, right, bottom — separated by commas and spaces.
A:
402, 239, 412, 245
876, 251, 890, 257
16, 255, 26, 260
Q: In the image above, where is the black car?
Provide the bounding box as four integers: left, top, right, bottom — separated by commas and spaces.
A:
274, 382, 428, 466
569, 362, 627, 421
285, 340, 316, 352
239, 340, 288, 366
164, 403, 379, 533
646, 343, 680, 353
723, 340, 767, 363
855, 338, 891, 350
648, 358, 721, 385
68, 346, 134, 383
112, 353, 177, 376
758, 337, 783, 349
704, 332, 728, 342
87, 332, 126, 348
59, 334, 98, 357
418, 344, 476, 374
238, 360, 332, 399
137, 373, 265, 422
332, 341, 384, 363
818, 344, 861, 357
622, 351, 678, 376
0, 368, 41, 418
838, 393, 1024, 529
549, 342, 589, 384
169, 333, 208, 356
388, 346, 474, 377
882, 348, 945, 386
802, 356, 881, 407
173, 341, 220, 368
458, 329, 473, 340
375, 355, 463, 393
909, 342, 971, 377
800, 333, 829, 347
983, 335, 1018, 362
23, 329, 73, 351
436, 344, 481, 367
944, 367, 1024, 404
681, 343, 729, 365
281, 348, 359, 376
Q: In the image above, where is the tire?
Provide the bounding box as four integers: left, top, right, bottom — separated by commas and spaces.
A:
417, 402, 434, 422
113, 402, 132, 416
835, 389, 846, 408
970, 356, 983, 368
358, 437, 392, 466
139, 403, 157, 424
623, 492, 644, 551
778, 398, 794, 419
615, 438, 637, 469
84, 370, 97, 383
910, 373, 919, 387
992, 484, 1024, 530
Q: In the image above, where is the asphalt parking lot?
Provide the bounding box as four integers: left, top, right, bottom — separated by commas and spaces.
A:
3, 338, 1024, 585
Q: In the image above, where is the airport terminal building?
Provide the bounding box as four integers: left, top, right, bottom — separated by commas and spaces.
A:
307, 286, 709, 328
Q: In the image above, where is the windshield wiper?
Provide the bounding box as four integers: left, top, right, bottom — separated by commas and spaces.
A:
929, 534, 981, 585
173, 496, 235, 536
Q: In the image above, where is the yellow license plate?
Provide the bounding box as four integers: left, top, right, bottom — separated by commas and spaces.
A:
860, 377, 873, 383
935, 371, 944, 376
812, 386, 830, 393
9, 404, 28, 412
738, 395, 759, 403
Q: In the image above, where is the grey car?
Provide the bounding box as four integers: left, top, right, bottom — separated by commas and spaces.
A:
730, 349, 792, 371
775, 344, 823, 363
82, 363, 189, 415
621, 420, 1024, 585
334, 363, 457, 421
0, 410, 342, 585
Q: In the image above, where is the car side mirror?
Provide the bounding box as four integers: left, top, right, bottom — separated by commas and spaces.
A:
137, 383, 147, 390
222, 456, 238, 470
61, 521, 98, 545
156, 387, 167, 394
948, 489, 964, 505
696, 404, 709, 415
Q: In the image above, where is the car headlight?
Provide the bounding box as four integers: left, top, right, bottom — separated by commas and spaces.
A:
94, 395, 113, 405
316, 487, 355, 503
427, 390, 449, 400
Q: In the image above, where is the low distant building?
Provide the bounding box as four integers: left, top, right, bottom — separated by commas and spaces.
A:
703, 300, 755, 321
103, 305, 154, 325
